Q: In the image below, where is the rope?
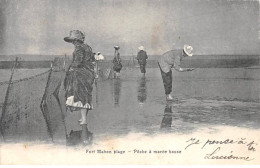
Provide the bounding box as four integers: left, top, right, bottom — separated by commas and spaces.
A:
11, 69, 51, 84
0, 81, 9, 86
0, 69, 64, 86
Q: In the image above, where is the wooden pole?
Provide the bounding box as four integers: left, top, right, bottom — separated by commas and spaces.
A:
0, 57, 19, 141
63, 54, 67, 71
40, 62, 54, 142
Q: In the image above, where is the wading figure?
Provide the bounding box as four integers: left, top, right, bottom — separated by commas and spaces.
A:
137, 46, 148, 76
158, 45, 195, 101
63, 30, 95, 125
112, 46, 122, 78
94, 52, 104, 78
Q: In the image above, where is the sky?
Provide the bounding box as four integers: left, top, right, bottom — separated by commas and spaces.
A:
0, 0, 259, 56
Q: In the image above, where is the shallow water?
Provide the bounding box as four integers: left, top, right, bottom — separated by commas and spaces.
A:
1, 67, 260, 143
63, 68, 260, 141
0, 68, 49, 82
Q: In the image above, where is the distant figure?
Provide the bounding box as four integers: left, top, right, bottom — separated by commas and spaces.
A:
112, 46, 122, 78
137, 46, 148, 76
95, 52, 104, 61
63, 30, 95, 125
158, 44, 195, 101
94, 52, 104, 78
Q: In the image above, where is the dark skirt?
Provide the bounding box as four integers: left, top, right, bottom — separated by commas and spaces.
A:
64, 65, 94, 111
113, 62, 122, 72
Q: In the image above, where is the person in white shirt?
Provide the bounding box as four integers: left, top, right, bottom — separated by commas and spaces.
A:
94, 52, 104, 78
95, 52, 104, 61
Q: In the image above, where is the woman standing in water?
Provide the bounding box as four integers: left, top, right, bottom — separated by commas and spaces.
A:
112, 46, 122, 78
63, 30, 95, 125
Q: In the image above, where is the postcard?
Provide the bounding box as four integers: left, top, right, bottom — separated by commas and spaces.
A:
0, 0, 259, 165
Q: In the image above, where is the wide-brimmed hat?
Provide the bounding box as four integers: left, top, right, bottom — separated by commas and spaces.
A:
138, 46, 144, 50
64, 30, 85, 43
183, 44, 193, 57
114, 45, 120, 49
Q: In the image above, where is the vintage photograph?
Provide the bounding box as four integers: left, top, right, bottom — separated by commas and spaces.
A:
0, 0, 259, 165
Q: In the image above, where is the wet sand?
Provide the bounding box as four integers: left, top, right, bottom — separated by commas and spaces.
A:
0, 67, 260, 164
0, 67, 259, 143
0, 67, 259, 139
63, 67, 260, 140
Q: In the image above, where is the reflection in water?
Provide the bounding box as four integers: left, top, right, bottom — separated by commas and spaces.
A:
112, 79, 122, 107
160, 102, 173, 130
137, 76, 147, 105
95, 80, 98, 106
66, 124, 93, 146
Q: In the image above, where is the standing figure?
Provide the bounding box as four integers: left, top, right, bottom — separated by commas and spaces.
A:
112, 46, 122, 78
95, 52, 104, 61
158, 44, 195, 101
94, 52, 104, 78
137, 46, 148, 75
63, 30, 95, 125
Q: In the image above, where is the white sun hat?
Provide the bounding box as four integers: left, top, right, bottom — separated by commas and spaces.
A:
95, 52, 104, 60
138, 46, 144, 50
184, 44, 193, 57
114, 45, 120, 49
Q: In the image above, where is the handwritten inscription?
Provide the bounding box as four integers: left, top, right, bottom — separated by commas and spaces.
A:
185, 137, 201, 149
185, 138, 257, 161
204, 147, 253, 161
84, 137, 257, 162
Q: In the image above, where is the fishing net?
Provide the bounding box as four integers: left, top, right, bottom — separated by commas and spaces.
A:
40, 69, 67, 142
0, 57, 142, 143
0, 70, 52, 142
0, 57, 68, 142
